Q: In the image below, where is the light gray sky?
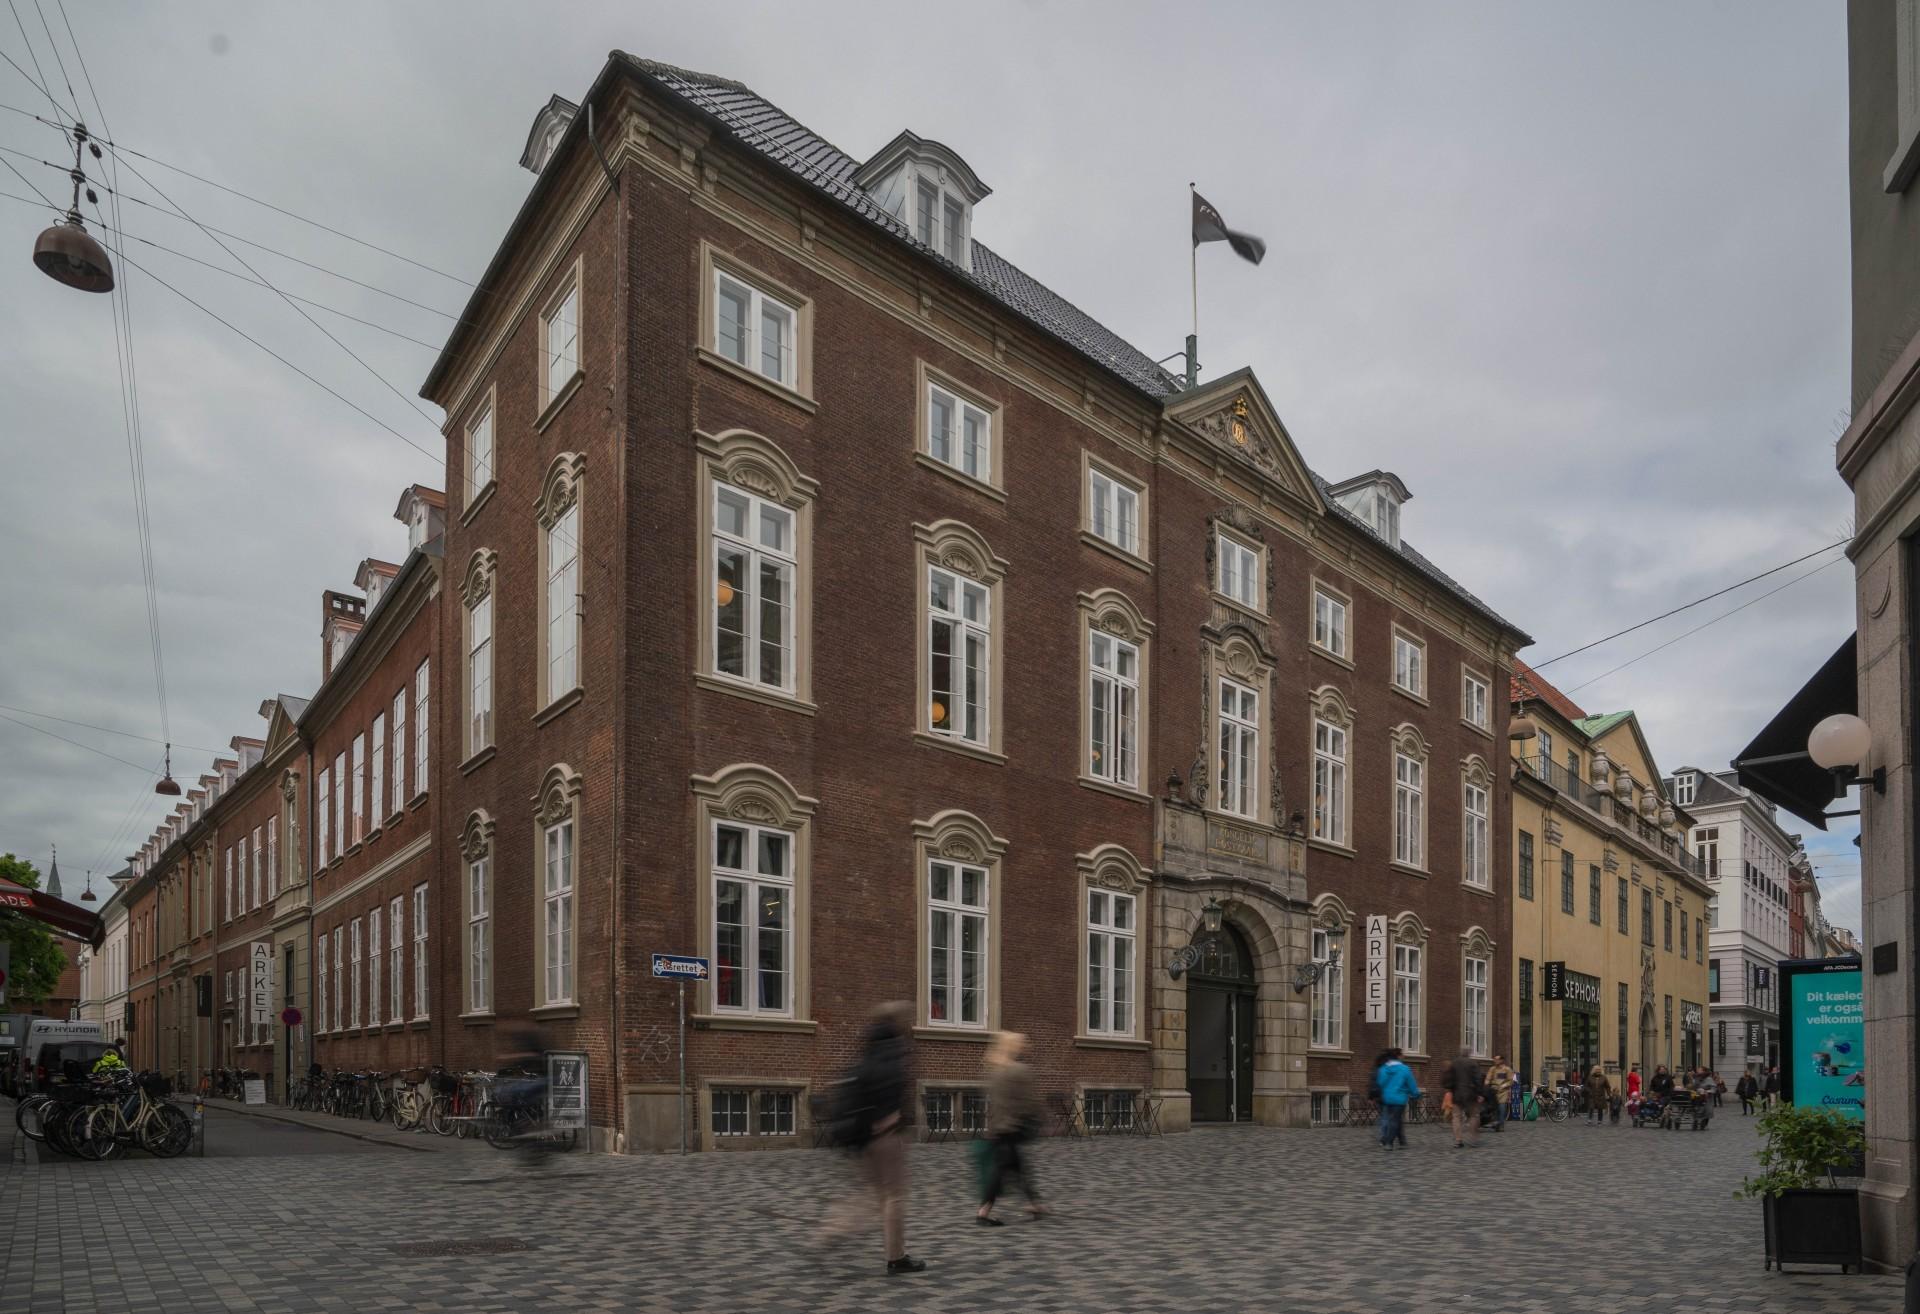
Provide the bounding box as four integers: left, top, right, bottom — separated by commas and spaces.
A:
0, 2, 1862, 930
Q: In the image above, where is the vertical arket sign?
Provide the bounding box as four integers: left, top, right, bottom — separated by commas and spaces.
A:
249, 941, 272, 1027
1364, 914, 1388, 1023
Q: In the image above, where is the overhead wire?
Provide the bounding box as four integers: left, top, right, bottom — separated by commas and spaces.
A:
0, 702, 219, 753
5, 1, 66, 122
88, 777, 159, 877
29, 0, 75, 117
0, 150, 48, 204
0, 710, 161, 775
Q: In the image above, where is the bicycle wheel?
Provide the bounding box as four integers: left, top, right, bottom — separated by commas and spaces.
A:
79, 1105, 124, 1161
1548, 1100, 1569, 1123
428, 1094, 452, 1137
142, 1104, 193, 1158
482, 1101, 530, 1149
392, 1090, 418, 1132
15, 1094, 48, 1142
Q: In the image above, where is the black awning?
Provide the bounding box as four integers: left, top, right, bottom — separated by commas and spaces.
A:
1733, 634, 1857, 831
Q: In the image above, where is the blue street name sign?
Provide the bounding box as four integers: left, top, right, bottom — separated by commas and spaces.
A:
651, 953, 709, 980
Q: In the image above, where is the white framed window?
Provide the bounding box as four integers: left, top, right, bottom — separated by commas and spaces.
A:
712, 820, 792, 1015
388, 895, 404, 1026
1393, 941, 1424, 1053
1088, 631, 1140, 788
223, 847, 234, 921
925, 380, 991, 483
330, 752, 345, 860
369, 716, 385, 830
266, 818, 277, 900
1394, 749, 1425, 868
1310, 925, 1345, 1049
928, 565, 990, 745
928, 859, 988, 1028
1217, 532, 1260, 609
1673, 771, 1696, 806
391, 689, 407, 814
316, 933, 328, 1035
543, 819, 575, 1006
1088, 466, 1139, 556
1085, 888, 1136, 1037
468, 856, 491, 1014
1392, 632, 1426, 697
910, 174, 971, 264
331, 926, 342, 1033
367, 907, 382, 1027
1463, 670, 1490, 730
349, 918, 362, 1030
1312, 587, 1349, 659
712, 1089, 749, 1137
546, 503, 580, 700
413, 659, 429, 797
466, 400, 494, 503
541, 276, 579, 406
713, 483, 795, 690
236, 836, 249, 914
1217, 677, 1259, 818
1311, 1091, 1351, 1127
713, 268, 797, 388
1464, 779, 1491, 888
1464, 954, 1490, 1058
350, 734, 365, 843
1312, 718, 1348, 846
412, 883, 428, 1019
468, 590, 493, 752
251, 827, 263, 908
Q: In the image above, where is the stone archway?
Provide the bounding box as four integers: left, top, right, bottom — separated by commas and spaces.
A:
1152, 880, 1306, 1132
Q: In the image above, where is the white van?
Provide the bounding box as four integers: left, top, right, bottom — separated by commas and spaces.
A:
21, 1018, 110, 1089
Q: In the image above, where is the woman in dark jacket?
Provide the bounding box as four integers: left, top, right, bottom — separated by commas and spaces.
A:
976, 1031, 1045, 1224
1736, 1072, 1758, 1114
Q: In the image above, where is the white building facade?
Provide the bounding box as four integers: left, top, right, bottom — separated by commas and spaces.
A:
1668, 768, 1801, 1074
85, 878, 132, 1048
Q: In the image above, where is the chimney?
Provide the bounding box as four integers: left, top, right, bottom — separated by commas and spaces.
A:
322, 589, 367, 680
520, 95, 579, 175
355, 558, 401, 615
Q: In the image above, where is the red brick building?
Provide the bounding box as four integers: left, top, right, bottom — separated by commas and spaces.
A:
412, 56, 1527, 1149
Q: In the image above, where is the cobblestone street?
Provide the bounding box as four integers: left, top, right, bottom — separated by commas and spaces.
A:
0, 1104, 1898, 1313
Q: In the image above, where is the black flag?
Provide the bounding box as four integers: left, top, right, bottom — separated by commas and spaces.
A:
1192, 190, 1266, 265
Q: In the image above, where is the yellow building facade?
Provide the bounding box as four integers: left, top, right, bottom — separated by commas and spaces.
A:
1508, 662, 1714, 1089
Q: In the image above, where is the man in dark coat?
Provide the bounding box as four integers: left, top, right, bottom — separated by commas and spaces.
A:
1442, 1050, 1483, 1149
834, 1001, 924, 1275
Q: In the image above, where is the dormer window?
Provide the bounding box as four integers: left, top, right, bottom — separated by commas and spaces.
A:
1329, 471, 1411, 550
851, 131, 991, 275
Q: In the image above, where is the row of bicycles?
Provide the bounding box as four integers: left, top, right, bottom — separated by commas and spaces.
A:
13, 1069, 193, 1160
284, 1064, 575, 1149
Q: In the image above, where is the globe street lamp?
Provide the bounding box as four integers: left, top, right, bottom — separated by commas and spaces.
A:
1807, 713, 1884, 796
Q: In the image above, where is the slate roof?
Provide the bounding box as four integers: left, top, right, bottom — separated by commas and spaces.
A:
1509, 658, 1586, 723
456, 56, 1526, 639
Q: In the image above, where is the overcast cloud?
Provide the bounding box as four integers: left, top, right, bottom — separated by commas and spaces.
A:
0, 2, 1862, 930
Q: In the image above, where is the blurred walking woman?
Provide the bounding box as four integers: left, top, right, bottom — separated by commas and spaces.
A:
977, 1031, 1046, 1225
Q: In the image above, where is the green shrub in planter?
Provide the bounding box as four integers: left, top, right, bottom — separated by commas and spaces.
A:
1736, 1104, 1866, 1273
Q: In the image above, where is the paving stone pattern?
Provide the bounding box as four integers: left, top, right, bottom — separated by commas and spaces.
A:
0, 1107, 1897, 1313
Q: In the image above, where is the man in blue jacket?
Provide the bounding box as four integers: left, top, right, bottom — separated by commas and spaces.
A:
1375, 1048, 1421, 1149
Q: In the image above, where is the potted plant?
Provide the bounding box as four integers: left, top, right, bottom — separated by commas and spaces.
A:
1735, 1103, 1866, 1273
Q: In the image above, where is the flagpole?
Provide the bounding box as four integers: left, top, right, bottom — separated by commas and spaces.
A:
1187, 182, 1199, 389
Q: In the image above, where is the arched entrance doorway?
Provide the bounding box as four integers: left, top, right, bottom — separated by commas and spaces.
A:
1185, 923, 1256, 1123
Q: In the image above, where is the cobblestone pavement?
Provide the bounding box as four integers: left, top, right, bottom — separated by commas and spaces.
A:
0, 1105, 1897, 1313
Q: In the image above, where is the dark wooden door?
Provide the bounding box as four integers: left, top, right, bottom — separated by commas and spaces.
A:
1187, 984, 1231, 1123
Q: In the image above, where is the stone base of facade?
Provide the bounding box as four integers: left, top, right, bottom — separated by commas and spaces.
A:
1860, 1170, 1915, 1273
624, 1085, 687, 1154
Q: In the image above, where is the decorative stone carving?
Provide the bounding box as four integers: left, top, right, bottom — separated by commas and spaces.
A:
461, 547, 498, 607
697, 429, 818, 507
534, 451, 586, 530
913, 519, 1008, 586
690, 763, 818, 830
533, 763, 584, 826
913, 809, 1008, 867
460, 809, 496, 863
1076, 843, 1148, 893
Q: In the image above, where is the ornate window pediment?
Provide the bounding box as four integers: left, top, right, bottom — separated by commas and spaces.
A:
1076, 843, 1148, 892
1460, 924, 1495, 957
532, 763, 583, 826
1462, 754, 1492, 788
1311, 891, 1354, 932
534, 451, 585, 530
690, 763, 818, 829
1391, 910, 1429, 946
696, 428, 818, 507
461, 547, 497, 607
912, 809, 1009, 866
1310, 684, 1355, 727
1079, 587, 1153, 643
913, 519, 1007, 585
1390, 722, 1429, 760
461, 809, 496, 862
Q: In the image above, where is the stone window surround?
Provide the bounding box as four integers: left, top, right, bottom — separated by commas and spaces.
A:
697, 1076, 811, 1152
459, 808, 495, 1019
1460, 754, 1493, 892
1390, 625, 1429, 704
1074, 843, 1151, 1047
912, 809, 1008, 1039
1080, 449, 1149, 568
690, 764, 819, 1031
913, 519, 1010, 763
1460, 664, 1493, 736
1198, 622, 1277, 826
534, 452, 586, 718
1211, 521, 1266, 617
697, 241, 816, 409
461, 548, 499, 761
1077, 588, 1154, 800
535, 255, 584, 424
1390, 722, 1431, 875
914, 358, 1003, 498
461, 382, 498, 524
1390, 910, 1430, 1059
1308, 684, 1355, 853
1309, 891, 1355, 1055
694, 428, 819, 714
1460, 924, 1495, 1060
532, 763, 583, 1015
1309, 578, 1353, 667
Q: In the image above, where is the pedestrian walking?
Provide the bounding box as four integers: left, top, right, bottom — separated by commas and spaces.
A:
1707, 1070, 1724, 1107
975, 1031, 1045, 1226
1375, 1048, 1420, 1149
1762, 1066, 1781, 1109
1625, 1066, 1642, 1103
1484, 1055, 1515, 1129
1584, 1064, 1610, 1125
1443, 1050, 1483, 1148
823, 1001, 925, 1275
1735, 1071, 1757, 1115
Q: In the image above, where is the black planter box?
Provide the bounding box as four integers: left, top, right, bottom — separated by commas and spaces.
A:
1762, 1187, 1862, 1273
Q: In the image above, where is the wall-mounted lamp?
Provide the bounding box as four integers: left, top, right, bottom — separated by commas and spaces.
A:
1808, 713, 1885, 796
1166, 897, 1226, 979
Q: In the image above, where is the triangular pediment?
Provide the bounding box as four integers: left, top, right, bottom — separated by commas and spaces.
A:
262, 694, 308, 759
1163, 369, 1324, 513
